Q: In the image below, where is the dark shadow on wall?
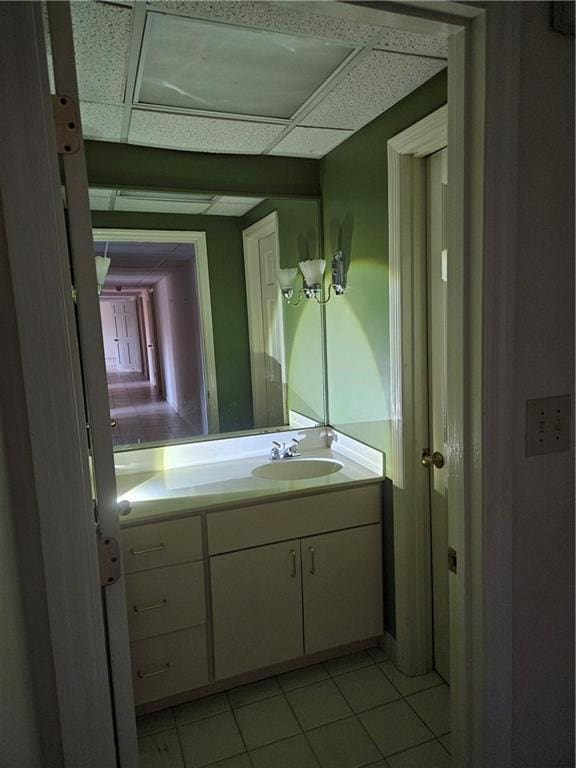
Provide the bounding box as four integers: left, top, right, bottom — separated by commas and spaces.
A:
296, 228, 318, 264
328, 214, 354, 262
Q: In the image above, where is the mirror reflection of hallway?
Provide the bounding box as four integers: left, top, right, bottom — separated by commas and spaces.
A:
97, 240, 207, 447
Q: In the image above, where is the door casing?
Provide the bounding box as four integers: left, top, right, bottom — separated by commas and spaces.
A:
1, 2, 527, 767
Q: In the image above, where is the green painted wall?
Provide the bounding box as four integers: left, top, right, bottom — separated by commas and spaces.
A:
320, 70, 447, 453
242, 199, 325, 424
91, 211, 253, 433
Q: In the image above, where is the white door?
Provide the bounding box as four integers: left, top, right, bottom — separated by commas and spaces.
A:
112, 299, 142, 372
100, 300, 119, 371
211, 540, 303, 679
426, 147, 450, 683
243, 213, 287, 428
302, 525, 383, 655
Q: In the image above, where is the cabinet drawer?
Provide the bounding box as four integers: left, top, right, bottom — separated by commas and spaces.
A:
208, 484, 381, 555
125, 562, 205, 642
122, 516, 203, 573
131, 626, 208, 706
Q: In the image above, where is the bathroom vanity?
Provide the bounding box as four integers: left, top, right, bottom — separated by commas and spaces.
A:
116, 428, 385, 711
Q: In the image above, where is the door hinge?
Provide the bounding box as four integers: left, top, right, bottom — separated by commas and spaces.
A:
51, 94, 80, 155
98, 534, 121, 587
448, 546, 457, 575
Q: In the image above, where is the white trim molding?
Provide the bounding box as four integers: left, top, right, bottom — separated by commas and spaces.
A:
92, 228, 220, 434
387, 106, 448, 676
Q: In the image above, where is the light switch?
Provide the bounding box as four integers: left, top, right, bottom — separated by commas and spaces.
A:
525, 395, 571, 456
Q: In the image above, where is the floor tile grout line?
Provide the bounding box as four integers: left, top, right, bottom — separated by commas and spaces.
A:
436, 735, 451, 756
280, 682, 324, 767
380, 735, 440, 761
222, 688, 254, 766
399, 692, 444, 741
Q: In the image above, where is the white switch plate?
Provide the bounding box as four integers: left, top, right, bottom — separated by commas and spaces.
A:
525, 395, 571, 456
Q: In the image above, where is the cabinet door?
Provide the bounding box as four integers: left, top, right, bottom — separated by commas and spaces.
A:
211, 540, 303, 679
302, 524, 383, 655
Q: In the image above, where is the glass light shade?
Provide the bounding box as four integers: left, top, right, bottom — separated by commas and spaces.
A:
299, 258, 326, 287
276, 267, 298, 291
95, 255, 111, 292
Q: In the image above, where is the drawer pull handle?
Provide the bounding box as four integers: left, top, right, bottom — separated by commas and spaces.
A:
290, 549, 296, 578
137, 663, 170, 679
130, 542, 165, 556
133, 598, 168, 614
309, 546, 316, 575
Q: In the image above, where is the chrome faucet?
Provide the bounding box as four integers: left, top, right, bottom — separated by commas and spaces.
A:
269, 438, 300, 460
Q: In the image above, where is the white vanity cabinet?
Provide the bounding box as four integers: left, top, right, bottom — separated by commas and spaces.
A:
301, 525, 383, 654
209, 485, 383, 681
211, 540, 304, 680
121, 516, 209, 705
122, 481, 384, 706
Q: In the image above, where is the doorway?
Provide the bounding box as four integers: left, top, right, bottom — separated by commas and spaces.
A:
94, 231, 220, 445
243, 212, 287, 428
426, 147, 450, 683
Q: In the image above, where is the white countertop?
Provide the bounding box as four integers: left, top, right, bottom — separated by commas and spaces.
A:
117, 447, 383, 527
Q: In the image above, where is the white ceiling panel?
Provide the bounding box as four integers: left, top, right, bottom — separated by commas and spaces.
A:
113, 198, 211, 214
218, 196, 264, 207
205, 200, 263, 216
146, 1, 383, 47
70, 1, 132, 104
375, 30, 448, 58
301, 51, 446, 130
137, 13, 353, 118
81, 102, 124, 142
89, 189, 114, 211
269, 126, 352, 158
128, 111, 285, 153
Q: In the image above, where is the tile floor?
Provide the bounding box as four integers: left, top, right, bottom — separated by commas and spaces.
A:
137, 648, 451, 768
107, 371, 200, 447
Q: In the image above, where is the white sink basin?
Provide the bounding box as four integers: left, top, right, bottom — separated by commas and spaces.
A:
252, 458, 344, 481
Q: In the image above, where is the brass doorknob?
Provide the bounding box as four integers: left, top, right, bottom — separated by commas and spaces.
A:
422, 450, 445, 469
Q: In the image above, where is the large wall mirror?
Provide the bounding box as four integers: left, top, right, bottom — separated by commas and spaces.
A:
91, 193, 326, 449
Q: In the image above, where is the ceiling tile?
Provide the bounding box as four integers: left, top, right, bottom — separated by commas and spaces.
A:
128, 111, 285, 153
81, 102, 124, 142
375, 30, 448, 58
205, 201, 260, 216
137, 13, 352, 119
70, 2, 132, 104
269, 126, 352, 158
218, 196, 264, 207
301, 51, 446, 130
113, 198, 211, 214
146, 2, 383, 47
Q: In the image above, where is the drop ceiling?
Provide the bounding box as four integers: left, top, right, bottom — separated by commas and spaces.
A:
96, 240, 195, 292
57, 1, 446, 160
89, 188, 264, 216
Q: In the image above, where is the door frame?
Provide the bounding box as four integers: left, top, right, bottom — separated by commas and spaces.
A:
0, 3, 119, 765
387, 105, 447, 676
242, 211, 288, 427
1, 2, 528, 767
93, 228, 220, 433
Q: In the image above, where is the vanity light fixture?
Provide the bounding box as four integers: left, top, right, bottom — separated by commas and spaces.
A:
277, 250, 347, 306
94, 242, 111, 294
